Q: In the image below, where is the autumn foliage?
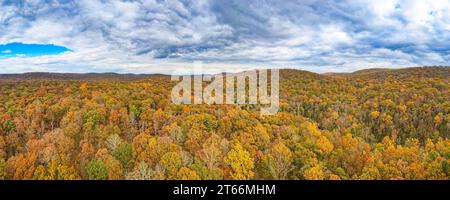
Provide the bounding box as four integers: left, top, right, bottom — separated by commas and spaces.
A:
0, 67, 448, 180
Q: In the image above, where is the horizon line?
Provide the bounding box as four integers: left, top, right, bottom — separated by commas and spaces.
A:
0, 66, 449, 76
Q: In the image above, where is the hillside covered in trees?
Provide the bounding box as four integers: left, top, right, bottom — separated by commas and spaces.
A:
0, 67, 449, 180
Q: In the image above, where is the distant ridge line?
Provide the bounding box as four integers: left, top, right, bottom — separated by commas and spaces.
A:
0, 66, 448, 81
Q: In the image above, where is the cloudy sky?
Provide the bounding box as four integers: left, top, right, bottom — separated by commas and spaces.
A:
0, 0, 449, 74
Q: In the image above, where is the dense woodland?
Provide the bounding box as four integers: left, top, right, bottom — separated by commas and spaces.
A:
0, 67, 449, 180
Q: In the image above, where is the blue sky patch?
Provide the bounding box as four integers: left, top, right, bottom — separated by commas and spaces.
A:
0, 43, 71, 59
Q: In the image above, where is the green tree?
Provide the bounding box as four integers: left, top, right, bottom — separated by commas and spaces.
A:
85, 160, 109, 180
113, 142, 133, 169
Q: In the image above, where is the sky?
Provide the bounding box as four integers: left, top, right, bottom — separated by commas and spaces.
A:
0, 0, 449, 74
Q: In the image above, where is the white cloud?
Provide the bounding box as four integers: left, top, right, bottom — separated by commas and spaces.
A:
0, 0, 448, 74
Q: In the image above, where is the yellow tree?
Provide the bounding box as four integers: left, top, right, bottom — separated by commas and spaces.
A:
33, 160, 80, 180
224, 143, 254, 180
0, 135, 5, 159
304, 165, 324, 180
263, 142, 293, 180
176, 167, 200, 180
0, 158, 5, 180
159, 152, 182, 179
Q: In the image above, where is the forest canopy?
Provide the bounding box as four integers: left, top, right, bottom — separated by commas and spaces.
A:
0, 67, 449, 180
